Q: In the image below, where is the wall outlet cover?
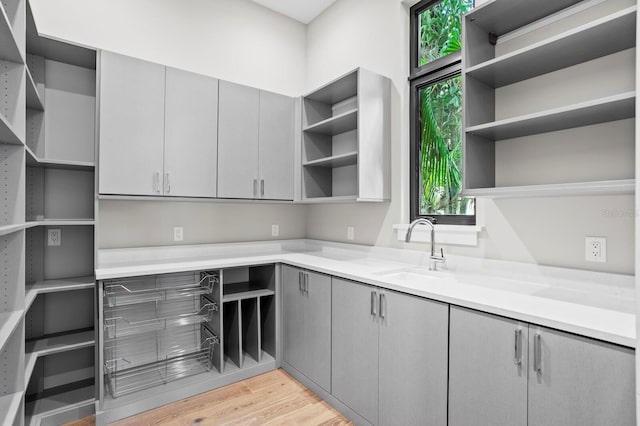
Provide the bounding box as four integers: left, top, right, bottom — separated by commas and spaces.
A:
48, 229, 61, 246
174, 227, 184, 242
347, 226, 355, 241
272, 224, 279, 237
585, 236, 606, 262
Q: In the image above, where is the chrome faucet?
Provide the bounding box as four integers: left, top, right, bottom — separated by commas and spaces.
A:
405, 218, 446, 270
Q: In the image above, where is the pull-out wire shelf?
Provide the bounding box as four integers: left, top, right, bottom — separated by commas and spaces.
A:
104, 272, 218, 307
104, 297, 218, 339
105, 325, 219, 398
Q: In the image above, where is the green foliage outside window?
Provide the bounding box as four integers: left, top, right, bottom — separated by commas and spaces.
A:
418, 0, 474, 217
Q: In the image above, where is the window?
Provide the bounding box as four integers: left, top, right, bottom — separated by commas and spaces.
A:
410, 0, 475, 225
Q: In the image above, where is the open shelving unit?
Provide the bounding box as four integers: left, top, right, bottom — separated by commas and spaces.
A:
20, 3, 98, 423
462, 0, 637, 197
301, 68, 390, 202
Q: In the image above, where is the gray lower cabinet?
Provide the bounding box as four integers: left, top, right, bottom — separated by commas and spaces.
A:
163, 67, 218, 198
449, 306, 528, 426
99, 51, 165, 196
281, 265, 331, 392
528, 326, 635, 426
332, 277, 448, 426
218, 81, 295, 200
450, 306, 635, 426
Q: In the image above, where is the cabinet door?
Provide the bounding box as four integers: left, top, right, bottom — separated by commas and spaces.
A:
378, 290, 448, 426
258, 91, 294, 200
99, 51, 165, 196
302, 270, 331, 392
528, 326, 635, 426
449, 307, 528, 426
332, 277, 378, 425
282, 265, 305, 377
164, 67, 218, 198
217, 81, 259, 198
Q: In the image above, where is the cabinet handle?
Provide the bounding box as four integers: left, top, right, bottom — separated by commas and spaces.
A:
253, 179, 257, 198
379, 293, 386, 319
165, 172, 171, 194
304, 273, 309, 295
514, 329, 522, 366
370, 291, 377, 316
534, 333, 542, 374
298, 271, 302, 291
260, 179, 265, 197
155, 171, 161, 193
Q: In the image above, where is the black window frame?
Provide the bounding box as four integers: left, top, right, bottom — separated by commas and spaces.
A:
409, 0, 476, 226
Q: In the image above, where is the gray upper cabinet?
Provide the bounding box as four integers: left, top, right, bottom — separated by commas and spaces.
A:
218, 82, 295, 200
528, 326, 635, 426
99, 52, 219, 197
281, 265, 331, 392
259, 91, 294, 200
450, 306, 635, 426
378, 290, 448, 426
449, 306, 528, 426
164, 67, 218, 198
217, 81, 260, 199
332, 277, 379, 425
99, 51, 165, 196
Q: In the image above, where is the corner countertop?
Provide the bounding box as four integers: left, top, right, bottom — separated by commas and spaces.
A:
96, 239, 636, 348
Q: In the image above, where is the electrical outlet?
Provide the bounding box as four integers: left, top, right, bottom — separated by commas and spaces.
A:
47, 229, 61, 246
174, 227, 184, 242
585, 236, 606, 262
347, 226, 355, 241
271, 224, 279, 237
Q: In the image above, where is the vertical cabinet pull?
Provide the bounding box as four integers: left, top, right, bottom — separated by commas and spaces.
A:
304, 273, 309, 295
165, 172, 171, 194
514, 329, 522, 365
253, 179, 258, 198
370, 291, 378, 316
154, 171, 161, 193
379, 293, 386, 319
534, 333, 542, 374
298, 271, 303, 291
260, 179, 265, 197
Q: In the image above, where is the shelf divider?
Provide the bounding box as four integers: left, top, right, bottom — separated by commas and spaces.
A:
25, 330, 95, 359
303, 108, 358, 136
303, 151, 358, 168
0, 310, 23, 352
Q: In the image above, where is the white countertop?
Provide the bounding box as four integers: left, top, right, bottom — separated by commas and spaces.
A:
97, 239, 636, 348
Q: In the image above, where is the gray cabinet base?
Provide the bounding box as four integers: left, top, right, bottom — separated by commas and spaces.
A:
95, 359, 276, 425
282, 362, 372, 426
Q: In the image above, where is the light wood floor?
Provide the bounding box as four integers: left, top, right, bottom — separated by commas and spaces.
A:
67, 369, 352, 425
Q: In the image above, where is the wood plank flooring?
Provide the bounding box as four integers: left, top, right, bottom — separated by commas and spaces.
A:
66, 369, 352, 425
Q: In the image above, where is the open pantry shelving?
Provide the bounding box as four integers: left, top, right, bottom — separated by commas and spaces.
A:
462, 0, 637, 197
301, 67, 390, 202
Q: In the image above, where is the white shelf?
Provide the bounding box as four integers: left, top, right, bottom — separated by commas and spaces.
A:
25, 145, 95, 170
0, 310, 23, 353
25, 330, 94, 359
303, 109, 358, 136
26, 219, 95, 228
0, 391, 23, 426
463, 179, 635, 198
303, 151, 358, 168
24, 351, 37, 383
25, 385, 94, 423
466, 7, 637, 88
466, 0, 583, 36
303, 69, 358, 104
25, 277, 95, 311
0, 4, 24, 64
0, 223, 25, 237
26, 66, 44, 111
222, 288, 275, 303
466, 92, 636, 140
300, 195, 358, 203
0, 110, 24, 146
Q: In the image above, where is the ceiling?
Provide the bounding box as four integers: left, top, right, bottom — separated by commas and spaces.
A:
251, 0, 337, 24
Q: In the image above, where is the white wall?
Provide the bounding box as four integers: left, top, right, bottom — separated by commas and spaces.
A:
30, 0, 309, 249
305, 0, 635, 275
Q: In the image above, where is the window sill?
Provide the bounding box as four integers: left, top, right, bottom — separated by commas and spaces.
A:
393, 224, 482, 246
